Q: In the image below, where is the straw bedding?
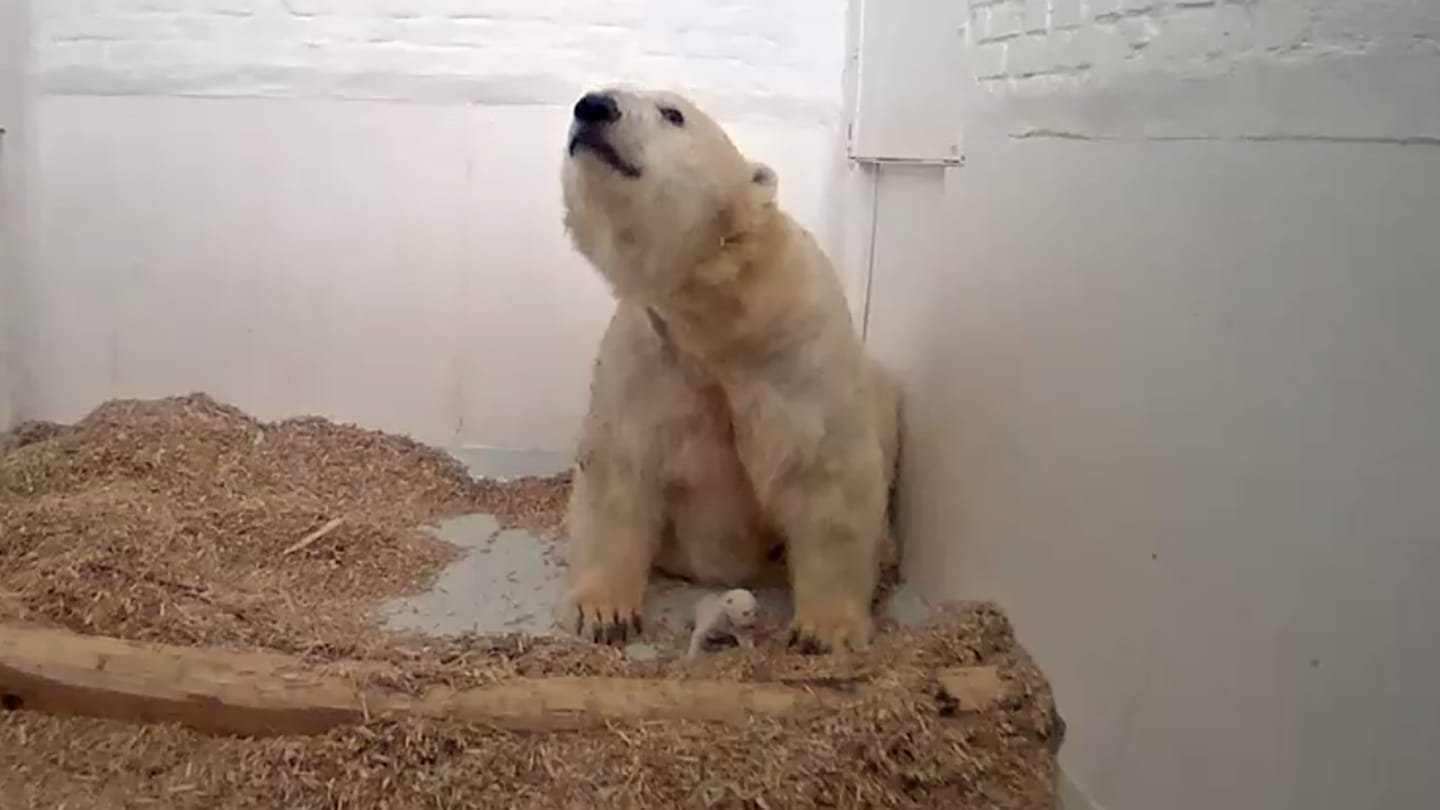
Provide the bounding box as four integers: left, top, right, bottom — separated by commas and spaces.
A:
0, 394, 1057, 809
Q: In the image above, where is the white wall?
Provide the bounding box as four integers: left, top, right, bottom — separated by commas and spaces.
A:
22, 0, 852, 450
861, 1, 1440, 809
0, 0, 28, 430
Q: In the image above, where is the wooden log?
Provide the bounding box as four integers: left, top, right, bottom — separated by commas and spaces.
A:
0, 625, 830, 735
0, 625, 372, 736
406, 677, 821, 731
0, 624, 1007, 738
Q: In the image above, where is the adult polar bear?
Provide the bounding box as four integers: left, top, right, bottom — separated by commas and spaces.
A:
559, 86, 900, 654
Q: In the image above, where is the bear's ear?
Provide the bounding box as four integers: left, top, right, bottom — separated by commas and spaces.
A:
750, 161, 778, 192
748, 161, 778, 209
718, 161, 780, 244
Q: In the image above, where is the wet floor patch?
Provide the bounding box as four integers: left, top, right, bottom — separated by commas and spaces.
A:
383, 507, 933, 649
381, 513, 567, 637
382, 449, 933, 655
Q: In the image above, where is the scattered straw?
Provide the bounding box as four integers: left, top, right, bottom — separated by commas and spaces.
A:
0, 393, 569, 654
1, 604, 1059, 810
281, 516, 347, 556
470, 473, 572, 539
0, 394, 1058, 809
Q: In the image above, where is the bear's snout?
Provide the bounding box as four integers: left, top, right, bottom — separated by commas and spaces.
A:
574, 92, 620, 125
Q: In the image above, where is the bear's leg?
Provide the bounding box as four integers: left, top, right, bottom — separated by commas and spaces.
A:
773, 469, 885, 653
735, 390, 887, 654
563, 459, 664, 645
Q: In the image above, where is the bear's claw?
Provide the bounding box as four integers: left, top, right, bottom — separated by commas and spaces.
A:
574, 604, 643, 646
786, 614, 872, 655
786, 629, 829, 655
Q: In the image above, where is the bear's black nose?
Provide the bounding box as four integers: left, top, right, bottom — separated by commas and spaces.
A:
574, 92, 620, 125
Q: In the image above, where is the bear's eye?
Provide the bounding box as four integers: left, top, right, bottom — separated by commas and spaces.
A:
659, 106, 685, 127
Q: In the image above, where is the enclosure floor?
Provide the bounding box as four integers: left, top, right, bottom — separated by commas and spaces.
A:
1, 402, 1058, 809
385, 449, 937, 657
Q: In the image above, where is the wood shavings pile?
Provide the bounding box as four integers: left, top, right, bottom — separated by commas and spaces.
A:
331, 601, 1027, 695
471, 473, 572, 539
0, 394, 1059, 809
0, 393, 570, 654
1, 604, 1059, 810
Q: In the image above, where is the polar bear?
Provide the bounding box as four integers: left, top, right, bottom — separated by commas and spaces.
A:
558, 86, 901, 654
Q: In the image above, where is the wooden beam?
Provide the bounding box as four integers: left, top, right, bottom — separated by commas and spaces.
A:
0, 624, 849, 736
0, 625, 374, 736
0, 624, 1008, 737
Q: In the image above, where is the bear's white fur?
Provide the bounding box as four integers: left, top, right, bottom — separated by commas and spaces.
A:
558, 86, 901, 653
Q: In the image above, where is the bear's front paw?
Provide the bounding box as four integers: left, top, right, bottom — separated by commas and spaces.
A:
569, 598, 644, 646
786, 609, 872, 655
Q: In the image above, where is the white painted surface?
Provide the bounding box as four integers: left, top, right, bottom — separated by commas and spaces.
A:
849, 0, 965, 163
33, 0, 846, 125
965, 0, 1440, 139
19, 0, 852, 450
25, 96, 839, 450
0, 0, 28, 430
860, 1, 1440, 809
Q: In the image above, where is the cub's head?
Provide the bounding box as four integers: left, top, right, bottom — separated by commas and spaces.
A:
561, 86, 778, 294
720, 589, 758, 630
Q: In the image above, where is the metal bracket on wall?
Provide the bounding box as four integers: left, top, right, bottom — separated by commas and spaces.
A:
848, 153, 964, 168
847, 151, 961, 343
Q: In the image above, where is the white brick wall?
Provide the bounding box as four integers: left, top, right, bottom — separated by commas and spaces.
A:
966, 0, 1418, 96
33, 0, 847, 124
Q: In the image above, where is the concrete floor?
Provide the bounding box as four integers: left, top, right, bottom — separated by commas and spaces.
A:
382, 448, 934, 659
